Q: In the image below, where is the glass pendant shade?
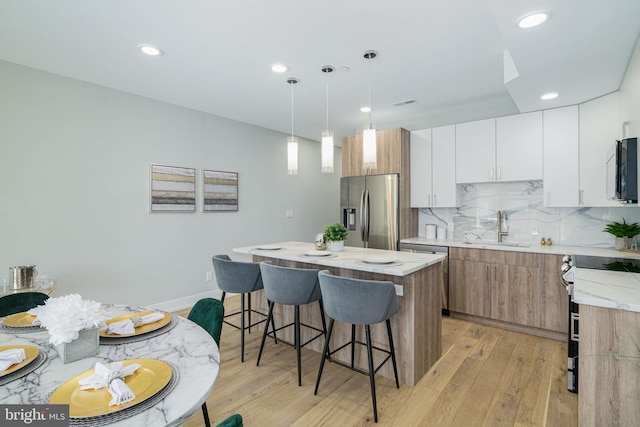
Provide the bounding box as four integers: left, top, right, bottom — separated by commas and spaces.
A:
321, 130, 334, 173
287, 136, 299, 175
363, 123, 377, 170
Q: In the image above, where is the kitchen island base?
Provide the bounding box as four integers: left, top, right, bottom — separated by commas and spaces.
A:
251, 255, 442, 386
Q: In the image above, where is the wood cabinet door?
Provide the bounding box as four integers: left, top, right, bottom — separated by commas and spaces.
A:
490, 264, 540, 326
449, 259, 491, 317
342, 134, 363, 177
540, 254, 568, 333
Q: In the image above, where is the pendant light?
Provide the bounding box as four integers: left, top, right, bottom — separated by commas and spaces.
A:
321, 65, 334, 173
363, 50, 377, 171
287, 77, 299, 175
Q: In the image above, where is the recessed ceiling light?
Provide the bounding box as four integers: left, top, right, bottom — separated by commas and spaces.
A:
272, 64, 288, 73
139, 44, 163, 56
540, 92, 559, 100
360, 106, 371, 113
517, 11, 550, 29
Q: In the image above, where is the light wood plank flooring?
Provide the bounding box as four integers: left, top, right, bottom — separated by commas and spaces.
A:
178, 297, 577, 426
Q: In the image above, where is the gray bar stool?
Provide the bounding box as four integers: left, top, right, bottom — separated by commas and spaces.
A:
212, 254, 274, 362
257, 261, 327, 386
314, 270, 400, 423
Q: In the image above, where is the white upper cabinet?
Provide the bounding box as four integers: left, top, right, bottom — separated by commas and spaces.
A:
411, 126, 458, 207
455, 118, 496, 183
410, 129, 432, 207
431, 125, 458, 207
543, 106, 580, 206
579, 92, 621, 207
496, 111, 543, 181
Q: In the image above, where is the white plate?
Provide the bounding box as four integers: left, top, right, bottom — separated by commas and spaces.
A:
256, 246, 282, 250
303, 251, 332, 257
362, 258, 395, 265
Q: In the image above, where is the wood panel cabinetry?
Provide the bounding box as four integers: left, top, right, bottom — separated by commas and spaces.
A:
450, 248, 565, 335
342, 128, 409, 177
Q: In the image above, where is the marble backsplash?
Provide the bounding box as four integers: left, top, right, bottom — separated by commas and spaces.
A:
418, 181, 640, 247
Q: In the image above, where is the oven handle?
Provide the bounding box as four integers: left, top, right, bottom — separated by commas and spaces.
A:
570, 312, 579, 341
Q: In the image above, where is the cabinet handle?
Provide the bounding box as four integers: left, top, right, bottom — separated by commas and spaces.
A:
497, 166, 502, 180
579, 189, 584, 205
486, 265, 489, 280
493, 266, 496, 280
428, 194, 431, 207
489, 166, 494, 180
433, 194, 437, 206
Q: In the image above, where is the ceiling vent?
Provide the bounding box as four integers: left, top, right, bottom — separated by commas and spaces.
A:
393, 99, 416, 106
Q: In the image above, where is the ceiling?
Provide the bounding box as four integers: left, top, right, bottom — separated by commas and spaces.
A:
0, 0, 639, 144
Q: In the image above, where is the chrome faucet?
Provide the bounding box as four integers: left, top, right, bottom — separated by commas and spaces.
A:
497, 210, 508, 243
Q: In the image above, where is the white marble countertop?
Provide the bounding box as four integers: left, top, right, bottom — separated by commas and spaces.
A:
401, 237, 640, 258
573, 268, 640, 313
0, 304, 220, 426
233, 241, 445, 277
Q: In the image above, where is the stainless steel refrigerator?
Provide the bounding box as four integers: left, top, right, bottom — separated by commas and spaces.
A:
340, 174, 399, 250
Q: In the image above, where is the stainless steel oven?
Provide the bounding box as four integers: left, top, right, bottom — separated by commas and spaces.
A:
400, 242, 449, 315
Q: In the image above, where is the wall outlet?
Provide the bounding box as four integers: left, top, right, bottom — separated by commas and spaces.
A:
531, 225, 539, 236
285, 209, 294, 218
448, 222, 455, 232
206, 271, 213, 281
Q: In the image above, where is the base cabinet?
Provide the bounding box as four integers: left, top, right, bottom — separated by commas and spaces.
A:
450, 248, 564, 333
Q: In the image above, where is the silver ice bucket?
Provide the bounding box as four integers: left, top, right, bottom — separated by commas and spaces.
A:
9, 265, 37, 290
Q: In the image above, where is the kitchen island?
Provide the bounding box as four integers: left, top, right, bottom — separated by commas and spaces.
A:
573, 268, 640, 427
233, 241, 445, 386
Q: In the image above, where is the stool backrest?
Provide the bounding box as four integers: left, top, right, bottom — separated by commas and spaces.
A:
212, 255, 263, 294
187, 298, 225, 346
0, 292, 49, 317
318, 270, 400, 325
259, 262, 321, 305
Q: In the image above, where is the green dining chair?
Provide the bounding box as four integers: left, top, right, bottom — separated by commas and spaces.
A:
187, 298, 225, 427
216, 413, 243, 427
0, 292, 49, 317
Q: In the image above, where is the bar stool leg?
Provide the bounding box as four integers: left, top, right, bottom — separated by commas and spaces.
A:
295, 305, 302, 386
268, 299, 278, 344
220, 291, 226, 303
386, 319, 400, 388
201, 402, 211, 427
318, 300, 327, 336
257, 301, 274, 366
314, 318, 335, 395
350, 324, 356, 368
240, 293, 246, 363
365, 325, 378, 423
247, 293, 252, 334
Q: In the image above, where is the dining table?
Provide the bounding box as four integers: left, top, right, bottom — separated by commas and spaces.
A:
0, 303, 220, 427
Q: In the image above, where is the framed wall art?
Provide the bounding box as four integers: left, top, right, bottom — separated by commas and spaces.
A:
203, 169, 238, 212
150, 164, 196, 212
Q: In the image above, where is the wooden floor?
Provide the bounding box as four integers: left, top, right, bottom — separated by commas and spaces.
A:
178, 297, 578, 427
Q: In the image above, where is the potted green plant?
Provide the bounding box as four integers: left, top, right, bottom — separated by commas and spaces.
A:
603, 218, 640, 250
323, 223, 348, 252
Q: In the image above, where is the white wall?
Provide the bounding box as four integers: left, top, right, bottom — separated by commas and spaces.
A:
620, 34, 640, 138
0, 61, 341, 310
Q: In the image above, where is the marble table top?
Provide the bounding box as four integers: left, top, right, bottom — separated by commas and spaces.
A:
0, 304, 219, 426
233, 241, 446, 277
573, 268, 640, 313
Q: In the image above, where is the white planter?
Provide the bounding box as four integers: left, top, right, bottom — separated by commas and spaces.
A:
615, 237, 626, 250
326, 241, 344, 252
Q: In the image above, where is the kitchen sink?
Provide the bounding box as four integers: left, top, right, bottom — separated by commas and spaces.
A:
462, 241, 530, 248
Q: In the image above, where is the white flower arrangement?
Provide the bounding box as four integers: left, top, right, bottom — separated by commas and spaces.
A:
28, 294, 107, 345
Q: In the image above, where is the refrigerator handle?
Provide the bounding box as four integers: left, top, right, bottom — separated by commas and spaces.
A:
359, 190, 366, 242
364, 190, 371, 246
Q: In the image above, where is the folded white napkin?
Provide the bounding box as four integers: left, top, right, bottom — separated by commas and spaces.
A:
0, 348, 26, 371
78, 361, 141, 406
106, 312, 164, 335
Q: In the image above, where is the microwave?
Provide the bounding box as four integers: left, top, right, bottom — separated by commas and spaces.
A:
606, 137, 638, 203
